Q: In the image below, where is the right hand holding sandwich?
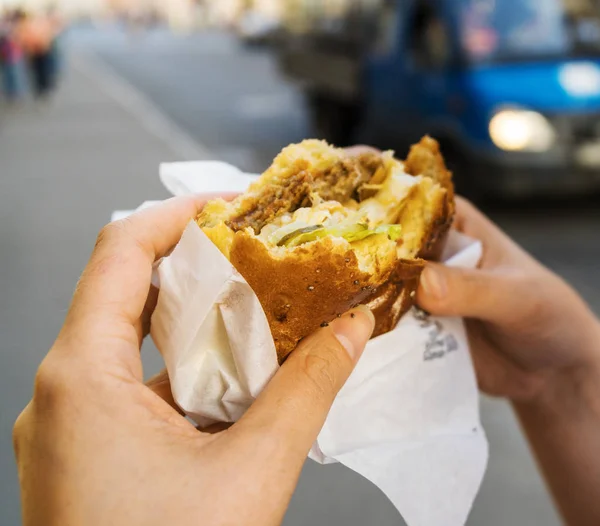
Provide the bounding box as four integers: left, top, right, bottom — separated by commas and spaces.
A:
417, 197, 600, 526
417, 197, 600, 402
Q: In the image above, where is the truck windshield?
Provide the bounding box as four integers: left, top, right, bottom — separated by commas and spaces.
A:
457, 0, 600, 63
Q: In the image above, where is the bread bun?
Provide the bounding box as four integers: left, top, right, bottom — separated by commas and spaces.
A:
198, 136, 454, 362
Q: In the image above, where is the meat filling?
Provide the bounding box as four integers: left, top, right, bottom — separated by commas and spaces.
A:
228, 153, 385, 234
227, 171, 312, 233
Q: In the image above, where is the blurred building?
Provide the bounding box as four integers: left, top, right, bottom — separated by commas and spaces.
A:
107, 0, 195, 30
0, 0, 108, 17
0, 0, 197, 29
280, 0, 386, 33
196, 0, 282, 26
565, 0, 600, 14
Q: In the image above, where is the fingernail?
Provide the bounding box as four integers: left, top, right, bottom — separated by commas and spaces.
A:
420, 264, 448, 299
329, 305, 376, 361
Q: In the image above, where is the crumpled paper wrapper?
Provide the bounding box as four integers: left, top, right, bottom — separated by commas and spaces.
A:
118, 161, 489, 526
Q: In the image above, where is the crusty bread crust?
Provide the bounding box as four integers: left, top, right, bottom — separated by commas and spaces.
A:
230, 232, 401, 362
404, 136, 455, 260
366, 259, 425, 339
368, 136, 455, 336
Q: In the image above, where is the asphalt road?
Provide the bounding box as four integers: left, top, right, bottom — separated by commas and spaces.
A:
2, 26, 598, 526
74, 25, 309, 173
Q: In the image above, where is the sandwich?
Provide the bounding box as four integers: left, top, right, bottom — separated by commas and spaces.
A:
197, 136, 455, 363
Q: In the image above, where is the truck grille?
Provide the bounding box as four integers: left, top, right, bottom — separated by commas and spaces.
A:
549, 113, 600, 143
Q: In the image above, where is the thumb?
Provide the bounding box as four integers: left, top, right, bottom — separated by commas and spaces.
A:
236, 306, 375, 456
417, 262, 519, 322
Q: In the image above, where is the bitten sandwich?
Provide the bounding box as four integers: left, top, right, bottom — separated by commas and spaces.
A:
197, 136, 455, 363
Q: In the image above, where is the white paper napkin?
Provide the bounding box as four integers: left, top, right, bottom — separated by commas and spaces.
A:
125, 161, 488, 526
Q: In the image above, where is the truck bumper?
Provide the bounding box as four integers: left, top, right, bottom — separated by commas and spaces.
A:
467, 144, 600, 197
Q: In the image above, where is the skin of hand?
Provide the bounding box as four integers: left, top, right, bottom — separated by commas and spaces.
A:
13, 196, 376, 526
417, 197, 600, 401
417, 197, 600, 526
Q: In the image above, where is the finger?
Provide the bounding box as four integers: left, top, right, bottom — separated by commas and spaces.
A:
417, 262, 526, 322
344, 145, 382, 156
67, 195, 224, 334
453, 197, 536, 267
235, 306, 375, 457
453, 197, 502, 240
145, 369, 185, 415
139, 193, 239, 337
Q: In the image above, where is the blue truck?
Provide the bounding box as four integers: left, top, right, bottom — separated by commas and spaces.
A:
278, 0, 600, 197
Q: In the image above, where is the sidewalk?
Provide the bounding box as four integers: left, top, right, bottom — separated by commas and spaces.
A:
0, 52, 208, 218
0, 53, 206, 526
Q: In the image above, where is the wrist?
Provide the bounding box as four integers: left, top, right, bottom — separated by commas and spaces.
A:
512, 319, 600, 526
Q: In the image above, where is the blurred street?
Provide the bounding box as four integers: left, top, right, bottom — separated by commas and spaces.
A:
82, 26, 600, 310
76, 25, 309, 172
1, 25, 599, 526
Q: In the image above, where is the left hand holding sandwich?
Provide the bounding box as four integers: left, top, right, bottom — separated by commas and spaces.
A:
13, 196, 375, 526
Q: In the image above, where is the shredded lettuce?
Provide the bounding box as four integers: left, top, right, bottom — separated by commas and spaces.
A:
278, 223, 402, 248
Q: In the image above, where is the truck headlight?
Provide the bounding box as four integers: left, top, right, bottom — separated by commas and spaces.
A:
489, 110, 556, 152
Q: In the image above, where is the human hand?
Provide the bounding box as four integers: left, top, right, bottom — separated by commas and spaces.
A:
13, 196, 375, 526
417, 197, 600, 402
321, 142, 600, 522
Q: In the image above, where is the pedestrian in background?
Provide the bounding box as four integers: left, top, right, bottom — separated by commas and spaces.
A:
0, 10, 25, 103
14, 9, 56, 100
46, 5, 65, 88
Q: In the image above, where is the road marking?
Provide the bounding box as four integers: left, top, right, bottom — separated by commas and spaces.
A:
73, 51, 214, 161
